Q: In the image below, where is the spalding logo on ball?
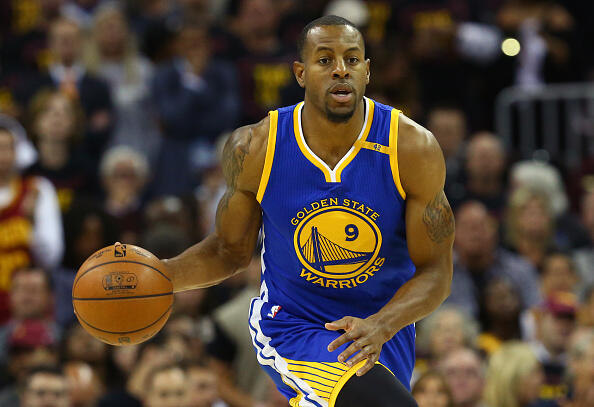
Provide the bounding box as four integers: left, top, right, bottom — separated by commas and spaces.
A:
72, 243, 173, 346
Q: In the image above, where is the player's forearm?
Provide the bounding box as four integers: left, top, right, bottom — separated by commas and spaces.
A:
164, 234, 251, 292
372, 260, 452, 338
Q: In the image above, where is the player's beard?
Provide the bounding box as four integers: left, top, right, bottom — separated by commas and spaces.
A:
325, 105, 356, 123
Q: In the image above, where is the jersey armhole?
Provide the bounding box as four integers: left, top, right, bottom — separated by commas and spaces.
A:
256, 110, 279, 203
389, 109, 406, 200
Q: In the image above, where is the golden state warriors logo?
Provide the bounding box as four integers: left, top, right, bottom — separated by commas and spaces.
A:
292, 198, 386, 289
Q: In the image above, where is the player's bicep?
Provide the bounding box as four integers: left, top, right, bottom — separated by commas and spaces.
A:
405, 190, 454, 267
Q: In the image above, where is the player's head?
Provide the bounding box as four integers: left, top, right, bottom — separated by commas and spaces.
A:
294, 15, 369, 123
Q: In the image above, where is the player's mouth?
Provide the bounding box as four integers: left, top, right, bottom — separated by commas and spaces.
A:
329, 84, 354, 103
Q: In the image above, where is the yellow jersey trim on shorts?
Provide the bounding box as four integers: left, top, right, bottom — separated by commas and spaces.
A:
388, 109, 406, 200
256, 110, 279, 203
293, 98, 375, 183
328, 361, 396, 407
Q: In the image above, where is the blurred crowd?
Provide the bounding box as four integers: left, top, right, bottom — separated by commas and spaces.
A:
0, 0, 593, 406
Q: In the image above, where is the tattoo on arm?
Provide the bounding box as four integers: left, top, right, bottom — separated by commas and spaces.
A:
422, 191, 455, 243
217, 129, 253, 215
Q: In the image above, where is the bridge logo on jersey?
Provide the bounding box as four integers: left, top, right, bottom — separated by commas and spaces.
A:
292, 198, 385, 289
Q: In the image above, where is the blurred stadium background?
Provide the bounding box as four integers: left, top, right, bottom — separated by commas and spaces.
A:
0, 0, 593, 406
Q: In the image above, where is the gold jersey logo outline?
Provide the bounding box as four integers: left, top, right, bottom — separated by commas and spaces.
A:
293, 206, 382, 280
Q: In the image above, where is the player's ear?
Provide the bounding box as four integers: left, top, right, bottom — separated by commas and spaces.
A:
293, 61, 305, 88
365, 58, 370, 85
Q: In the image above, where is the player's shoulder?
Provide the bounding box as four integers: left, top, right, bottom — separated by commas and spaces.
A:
396, 113, 446, 194
222, 115, 271, 194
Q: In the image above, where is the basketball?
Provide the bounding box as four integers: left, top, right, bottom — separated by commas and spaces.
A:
72, 243, 173, 346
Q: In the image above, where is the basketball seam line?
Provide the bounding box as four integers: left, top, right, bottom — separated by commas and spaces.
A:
72, 292, 173, 301
73, 303, 173, 335
73, 260, 171, 290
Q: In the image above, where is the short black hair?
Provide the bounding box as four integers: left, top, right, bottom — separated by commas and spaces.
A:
297, 15, 361, 61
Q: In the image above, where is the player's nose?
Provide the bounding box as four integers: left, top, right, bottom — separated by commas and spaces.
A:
332, 58, 349, 79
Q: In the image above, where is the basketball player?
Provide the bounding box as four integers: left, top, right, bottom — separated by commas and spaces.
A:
165, 16, 454, 407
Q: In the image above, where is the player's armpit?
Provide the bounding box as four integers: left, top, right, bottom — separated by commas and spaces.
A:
166, 118, 270, 292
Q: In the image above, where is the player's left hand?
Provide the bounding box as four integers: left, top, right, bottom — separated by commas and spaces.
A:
325, 315, 390, 376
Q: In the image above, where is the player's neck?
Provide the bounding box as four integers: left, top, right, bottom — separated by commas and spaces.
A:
301, 99, 365, 168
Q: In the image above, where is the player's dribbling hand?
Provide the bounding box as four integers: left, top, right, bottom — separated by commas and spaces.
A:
325, 315, 390, 376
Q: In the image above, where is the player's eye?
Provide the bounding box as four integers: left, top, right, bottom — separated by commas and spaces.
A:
348, 57, 359, 64
319, 57, 330, 65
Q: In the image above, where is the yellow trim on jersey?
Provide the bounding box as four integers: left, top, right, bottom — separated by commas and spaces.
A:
328, 361, 395, 407
284, 358, 348, 402
333, 99, 375, 182
256, 110, 279, 202
293, 102, 332, 182
293, 98, 375, 183
358, 140, 392, 154
388, 109, 406, 200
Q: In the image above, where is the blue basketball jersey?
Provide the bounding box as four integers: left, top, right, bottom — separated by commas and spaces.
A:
249, 98, 417, 406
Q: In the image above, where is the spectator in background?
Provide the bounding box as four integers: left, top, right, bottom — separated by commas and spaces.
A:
483, 342, 548, 407
207, 255, 268, 405
438, 348, 485, 407
16, 17, 113, 165
151, 19, 239, 195
60, 323, 109, 385
62, 0, 104, 29
412, 370, 454, 407
85, 4, 161, 164
580, 285, 594, 328
26, 89, 92, 212
532, 293, 578, 401
426, 105, 466, 193
510, 161, 589, 251
478, 278, 522, 354
63, 361, 104, 407
573, 189, 594, 292
416, 306, 479, 371
142, 364, 187, 407
186, 362, 228, 407
223, 0, 302, 125
100, 146, 149, 244
20, 365, 70, 407
0, 121, 63, 324
505, 187, 556, 269
446, 201, 540, 317
0, 269, 60, 362
0, 321, 60, 407
449, 132, 507, 215
561, 329, 594, 407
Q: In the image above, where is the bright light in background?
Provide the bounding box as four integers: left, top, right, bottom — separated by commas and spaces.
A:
501, 38, 521, 56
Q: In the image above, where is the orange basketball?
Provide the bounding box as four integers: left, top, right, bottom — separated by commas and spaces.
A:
72, 243, 173, 346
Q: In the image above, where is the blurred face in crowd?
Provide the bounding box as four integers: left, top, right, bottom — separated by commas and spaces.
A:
484, 278, 520, 322
145, 367, 187, 407
465, 132, 505, 181
103, 158, 146, 202
540, 254, 578, 297
49, 19, 81, 66
65, 325, 107, 364
64, 362, 103, 407
10, 269, 52, 320
239, 0, 279, 36
571, 336, 594, 401
186, 367, 218, 407
35, 93, 76, 143
430, 310, 466, 358
95, 8, 129, 59
440, 348, 484, 407
427, 108, 465, 159
0, 130, 15, 178
413, 374, 451, 407
516, 197, 551, 240
74, 214, 105, 264
178, 26, 210, 74
538, 311, 576, 355
517, 363, 545, 406
454, 202, 498, 264
294, 24, 369, 124
9, 348, 59, 382
22, 372, 70, 407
